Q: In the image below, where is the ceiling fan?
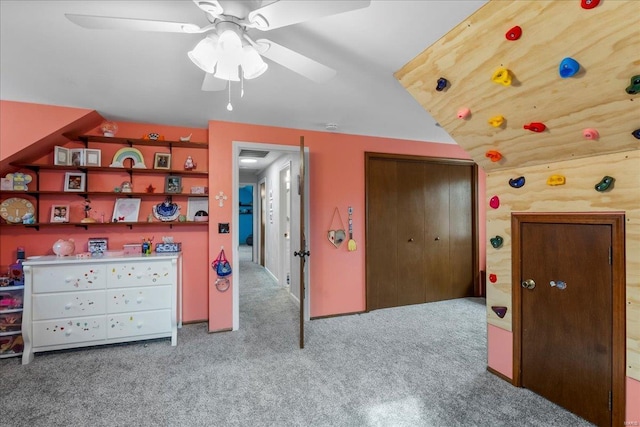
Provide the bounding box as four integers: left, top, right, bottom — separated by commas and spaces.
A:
65, 0, 371, 94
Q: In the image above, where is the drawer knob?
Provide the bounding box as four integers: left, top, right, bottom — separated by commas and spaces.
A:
137, 322, 144, 329
65, 303, 72, 310
65, 329, 72, 336
65, 276, 74, 283
136, 297, 144, 304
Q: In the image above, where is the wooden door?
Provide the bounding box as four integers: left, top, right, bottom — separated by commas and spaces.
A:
513, 213, 626, 427
365, 153, 477, 311
397, 161, 427, 306
295, 136, 309, 349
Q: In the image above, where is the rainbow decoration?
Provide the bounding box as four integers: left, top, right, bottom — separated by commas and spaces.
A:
109, 147, 147, 168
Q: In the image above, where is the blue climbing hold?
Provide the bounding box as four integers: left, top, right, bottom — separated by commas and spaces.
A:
559, 57, 580, 78
509, 176, 526, 188
436, 77, 449, 92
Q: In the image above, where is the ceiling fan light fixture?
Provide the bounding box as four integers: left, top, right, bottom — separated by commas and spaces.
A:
188, 34, 219, 73
217, 28, 242, 53
241, 45, 268, 80
213, 52, 241, 82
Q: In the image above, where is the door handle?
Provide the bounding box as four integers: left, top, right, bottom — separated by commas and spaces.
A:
521, 279, 536, 290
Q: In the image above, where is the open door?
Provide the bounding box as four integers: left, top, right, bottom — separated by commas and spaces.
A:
294, 136, 309, 349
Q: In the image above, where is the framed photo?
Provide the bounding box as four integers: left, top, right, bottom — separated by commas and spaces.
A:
112, 198, 141, 223
154, 153, 171, 170
187, 197, 208, 221
84, 149, 102, 167
165, 175, 182, 193
88, 238, 108, 255
64, 172, 86, 192
54, 146, 70, 166
70, 148, 85, 166
50, 204, 70, 223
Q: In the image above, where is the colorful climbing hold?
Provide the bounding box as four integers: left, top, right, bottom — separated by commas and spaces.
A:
489, 274, 497, 283
436, 77, 449, 92
505, 26, 522, 41
491, 306, 507, 318
633, 129, 640, 139
547, 175, 566, 186
581, 0, 600, 9
457, 108, 471, 119
490, 236, 504, 248
509, 176, 526, 188
595, 176, 614, 192
489, 196, 500, 209
626, 75, 640, 95
523, 122, 546, 132
582, 128, 599, 140
485, 150, 502, 162
559, 57, 580, 78
488, 115, 505, 128
491, 68, 512, 86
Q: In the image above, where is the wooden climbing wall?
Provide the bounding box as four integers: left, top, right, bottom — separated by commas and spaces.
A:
395, 0, 639, 172
395, 0, 640, 382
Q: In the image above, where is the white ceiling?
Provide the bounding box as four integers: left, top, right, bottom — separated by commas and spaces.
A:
0, 0, 487, 146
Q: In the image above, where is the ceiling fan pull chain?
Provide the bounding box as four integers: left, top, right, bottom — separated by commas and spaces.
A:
227, 79, 233, 111
241, 74, 245, 98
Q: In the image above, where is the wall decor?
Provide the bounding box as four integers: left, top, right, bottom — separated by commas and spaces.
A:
87, 238, 108, 255
190, 186, 208, 194
187, 197, 208, 221
54, 146, 70, 165
63, 172, 86, 192
153, 197, 181, 222
215, 191, 227, 207
183, 155, 197, 170
154, 152, 171, 170
70, 148, 85, 166
0, 177, 12, 191
110, 147, 147, 168
84, 148, 102, 167
111, 198, 141, 222
165, 176, 182, 193
2, 172, 32, 191
50, 204, 70, 223
0, 197, 35, 223
218, 223, 230, 234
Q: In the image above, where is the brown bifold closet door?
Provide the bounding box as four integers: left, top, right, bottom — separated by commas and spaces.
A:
366, 153, 477, 311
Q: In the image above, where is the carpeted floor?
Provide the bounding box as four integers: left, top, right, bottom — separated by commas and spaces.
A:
0, 246, 592, 426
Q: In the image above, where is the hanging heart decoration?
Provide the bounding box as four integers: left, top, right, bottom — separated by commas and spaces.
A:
327, 229, 346, 248
327, 207, 346, 248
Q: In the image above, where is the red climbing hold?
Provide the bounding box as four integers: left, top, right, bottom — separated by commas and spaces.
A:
524, 122, 546, 132
485, 150, 502, 162
581, 0, 600, 9
489, 274, 497, 283
505, 26, 522, 41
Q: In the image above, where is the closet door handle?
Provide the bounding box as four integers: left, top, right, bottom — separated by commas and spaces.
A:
408, 238, 414, 242
434, 237, 440, 241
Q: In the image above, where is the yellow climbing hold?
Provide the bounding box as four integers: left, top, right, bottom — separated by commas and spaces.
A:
488, 115, 505, 127
491, 68, 512, 86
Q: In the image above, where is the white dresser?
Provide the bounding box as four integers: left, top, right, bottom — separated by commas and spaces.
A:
21, 253, 181, 364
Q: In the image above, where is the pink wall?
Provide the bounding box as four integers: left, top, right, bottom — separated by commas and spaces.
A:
0, 100, 102, 170
628, 377, 640, 425
487, 324, 513, 379
207, 120, 487, 331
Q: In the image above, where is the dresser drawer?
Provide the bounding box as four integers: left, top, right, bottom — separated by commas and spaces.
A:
32, 291, 106, 321
32, 265, 106, 293
33, 316, 106, 346
107, 260, 174, 288
107, 285, 172, 314
107, 310, 171, 339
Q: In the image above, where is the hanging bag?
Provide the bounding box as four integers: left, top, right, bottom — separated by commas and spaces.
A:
212, 248, 232, 277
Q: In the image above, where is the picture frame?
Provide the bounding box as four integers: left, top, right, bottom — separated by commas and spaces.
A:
154, 153, 171, 170
87, 238, 108, 255
50, 204, 70, 223
84, 148, 102, 167
112, 198, 141, 223
187, 197, 208, 221
70, 148, 85, 166
54, 146, 70, 166
165, 175, 182, 193
64, 172, 86, 192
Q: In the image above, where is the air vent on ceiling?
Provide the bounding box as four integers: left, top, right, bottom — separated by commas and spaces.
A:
239, 149, 269, 158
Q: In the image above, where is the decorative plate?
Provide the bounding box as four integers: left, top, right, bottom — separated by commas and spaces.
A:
0, 197, 35, 223
153, 200, 180, 222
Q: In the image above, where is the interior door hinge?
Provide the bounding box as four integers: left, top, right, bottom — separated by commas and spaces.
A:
608, 246, 612, 265
608, 390, 612, 411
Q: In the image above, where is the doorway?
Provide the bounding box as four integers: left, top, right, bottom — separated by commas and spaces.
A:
232, 141, 311, 332
512, 213, 625, 427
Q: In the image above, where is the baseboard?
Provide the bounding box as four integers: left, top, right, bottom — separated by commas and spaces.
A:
207, 327, 233, 334
487, 366, 515, 385
182, 319, 207, 325
311, 310, 365, 320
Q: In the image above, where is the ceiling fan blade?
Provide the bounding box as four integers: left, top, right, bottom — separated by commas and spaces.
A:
201, 73, 228, 91
65, 14, 200, 33
256, 39, 336, 83
248, 0, 371, 31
